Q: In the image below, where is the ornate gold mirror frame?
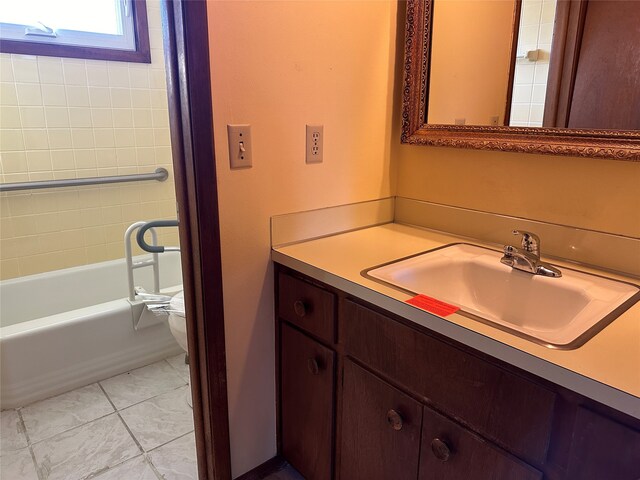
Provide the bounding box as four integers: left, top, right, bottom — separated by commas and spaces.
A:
401, 0, 640, 161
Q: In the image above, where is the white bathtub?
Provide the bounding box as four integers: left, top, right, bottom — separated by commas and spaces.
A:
0, 253, 183, 408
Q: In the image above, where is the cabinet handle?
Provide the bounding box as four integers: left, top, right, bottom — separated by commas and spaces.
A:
307, 357, 320, 375
430, 438, 451, 462
386, 409, 403, 431
293, 300, 307, 317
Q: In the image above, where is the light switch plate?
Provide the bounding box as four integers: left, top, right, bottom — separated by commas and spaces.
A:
227, 124, 252, 169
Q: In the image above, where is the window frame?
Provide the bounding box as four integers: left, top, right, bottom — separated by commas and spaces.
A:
0, 0, 150, 63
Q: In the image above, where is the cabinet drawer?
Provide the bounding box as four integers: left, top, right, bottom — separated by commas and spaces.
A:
281, 323, 335, 480
566, 407, 640, 479
419, 406, 542, 480
278, 273, 336, 343
340, 360, 422, 480
344, 300, 555, 466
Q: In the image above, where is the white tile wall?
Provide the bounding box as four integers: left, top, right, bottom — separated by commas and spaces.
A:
0, 1, 178, 280
510, 0, 557, 127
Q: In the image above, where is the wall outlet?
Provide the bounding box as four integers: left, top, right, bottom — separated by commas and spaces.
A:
454, 118, 466, 125
227, 124, 252, 169
306, 124, 323, 164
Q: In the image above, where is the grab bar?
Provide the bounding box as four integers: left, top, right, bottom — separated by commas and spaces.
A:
0, 168, 169, 192
137, 220, 180, 253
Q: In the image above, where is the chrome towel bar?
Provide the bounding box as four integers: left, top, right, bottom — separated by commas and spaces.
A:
0, 168, 169, 192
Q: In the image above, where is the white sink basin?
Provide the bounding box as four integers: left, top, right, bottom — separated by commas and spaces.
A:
365, 244, 640, 348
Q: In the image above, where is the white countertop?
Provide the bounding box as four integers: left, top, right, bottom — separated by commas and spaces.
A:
272, 223, 640, 419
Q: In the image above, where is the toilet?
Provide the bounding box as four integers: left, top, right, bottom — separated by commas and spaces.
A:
168, 291, 192, 408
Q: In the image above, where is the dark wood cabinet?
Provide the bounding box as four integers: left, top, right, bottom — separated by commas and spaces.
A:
275, 267, 640, 480
280, 323, 335, 480
419, 406, 542, 480
565, 407, 640, 480
340, 360, 422, 480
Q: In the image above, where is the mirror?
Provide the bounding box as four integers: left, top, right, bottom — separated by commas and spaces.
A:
402, 0, 640, 160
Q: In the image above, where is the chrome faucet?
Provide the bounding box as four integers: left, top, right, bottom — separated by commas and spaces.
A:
500, 230, 562, 278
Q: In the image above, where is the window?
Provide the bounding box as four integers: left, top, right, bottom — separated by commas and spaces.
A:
0, 0, 150, 63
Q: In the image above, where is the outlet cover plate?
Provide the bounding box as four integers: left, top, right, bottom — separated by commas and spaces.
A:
306, 124, 323, 164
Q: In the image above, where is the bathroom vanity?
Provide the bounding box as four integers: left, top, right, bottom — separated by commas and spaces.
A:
273, 223, 640, 480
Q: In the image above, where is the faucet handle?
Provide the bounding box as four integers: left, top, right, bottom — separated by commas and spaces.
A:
512, 229, 540, 255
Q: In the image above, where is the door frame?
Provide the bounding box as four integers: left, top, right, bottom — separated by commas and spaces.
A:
162, 1, 232, 478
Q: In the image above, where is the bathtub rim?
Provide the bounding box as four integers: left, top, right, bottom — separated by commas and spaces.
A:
0, 252, 183, 328
0, 283, 184, 338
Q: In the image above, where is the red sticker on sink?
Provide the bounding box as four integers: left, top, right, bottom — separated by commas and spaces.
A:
406, 295, 460, 317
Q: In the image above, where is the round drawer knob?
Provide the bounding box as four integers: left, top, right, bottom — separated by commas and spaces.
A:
386, 409, 403, 431
431, 438, 451, 462
307, 357, 320, 375
293, 300, 307, 317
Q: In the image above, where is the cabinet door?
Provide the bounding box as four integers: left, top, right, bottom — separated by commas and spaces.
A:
281, 323, 335, 480
419, 406, 542, 480
566, 407, 640, 480
344, 299, 554, 466
339, 360, 422, 480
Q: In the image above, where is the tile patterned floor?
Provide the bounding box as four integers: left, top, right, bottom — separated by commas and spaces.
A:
0, 354, 196, 480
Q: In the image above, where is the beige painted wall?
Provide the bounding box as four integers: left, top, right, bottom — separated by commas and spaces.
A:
207, 1, 397, 476
393, 5, 640, 238
428, 0, 515, 125
0, 2, 178, 280
394, 147, 640, 238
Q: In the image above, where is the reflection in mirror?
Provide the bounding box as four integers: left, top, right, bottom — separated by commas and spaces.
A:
428, 0, 518, 126
425, 0, 640, 131
509, 0, 556, 127
543, 0, 640, 130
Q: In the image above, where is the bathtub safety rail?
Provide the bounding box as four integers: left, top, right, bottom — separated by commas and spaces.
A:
124, 220, 180, 330
125, 222, 159, 302
136, 220, 180, 254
